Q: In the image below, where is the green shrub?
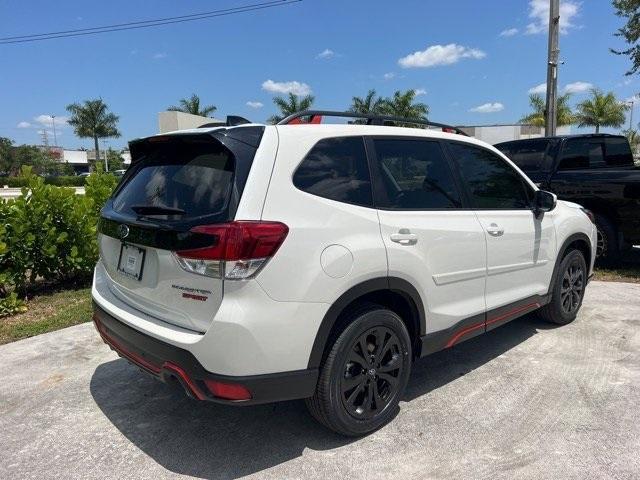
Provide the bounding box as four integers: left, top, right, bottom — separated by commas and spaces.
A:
1, 175, 88, 188
0, 293, 27, 318
85, 163, 118, 218
0, 165, 118, 313
0, 168, 97, 293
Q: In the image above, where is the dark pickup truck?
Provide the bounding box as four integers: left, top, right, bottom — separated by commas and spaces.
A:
495, 134, 640, 259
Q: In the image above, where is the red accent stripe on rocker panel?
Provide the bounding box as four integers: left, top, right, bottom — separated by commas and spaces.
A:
445, 322, 484, 348
445, 302, 541, 348
485, 302, 540, 328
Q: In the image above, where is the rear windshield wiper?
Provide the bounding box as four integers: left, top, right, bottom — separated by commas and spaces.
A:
130, 204, 186, 216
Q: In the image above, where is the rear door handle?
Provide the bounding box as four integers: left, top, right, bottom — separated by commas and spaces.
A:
486, 223, 504, 237
390, 228, 418, 245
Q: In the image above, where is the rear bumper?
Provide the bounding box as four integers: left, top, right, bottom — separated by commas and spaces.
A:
92, 303, 318, 405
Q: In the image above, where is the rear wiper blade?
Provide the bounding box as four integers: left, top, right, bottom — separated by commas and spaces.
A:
130, 204, 186, 215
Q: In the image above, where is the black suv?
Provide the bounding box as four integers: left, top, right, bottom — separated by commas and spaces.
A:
496, 134, 640, 259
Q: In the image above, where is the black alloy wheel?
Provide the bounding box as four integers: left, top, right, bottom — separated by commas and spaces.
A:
306, 306, 411, 436
340, 327, 404, 419
560, 263, 584, 315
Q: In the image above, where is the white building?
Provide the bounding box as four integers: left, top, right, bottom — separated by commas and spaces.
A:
458, 124, 571, 145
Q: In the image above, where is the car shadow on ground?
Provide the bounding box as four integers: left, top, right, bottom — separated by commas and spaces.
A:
90, 313, 554, 480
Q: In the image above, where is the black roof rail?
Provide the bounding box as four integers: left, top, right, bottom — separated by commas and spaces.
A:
276, 110, 468, 136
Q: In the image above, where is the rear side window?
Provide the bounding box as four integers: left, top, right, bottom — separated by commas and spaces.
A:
113, 138, 235, 220
558, 138, 605, 170
293, 136, 373, 207
604, 137, 633, 167
448, 142, 532, 209
372, 139, 461, 209
496, 139, 552, 172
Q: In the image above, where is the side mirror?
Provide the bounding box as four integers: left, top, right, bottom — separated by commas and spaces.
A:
534, 190, 557, 217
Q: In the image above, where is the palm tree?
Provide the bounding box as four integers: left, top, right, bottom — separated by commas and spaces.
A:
66, 99, 120, 170
520, 93, 574, 127
267, 93, 315, 124
167, 94, 216, 117
575, 89, 628, 133
381, 90, 429, 125
349, 90, 386, 122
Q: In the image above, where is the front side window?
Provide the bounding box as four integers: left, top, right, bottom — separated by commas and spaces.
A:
293, 136, 373, 207
447, 142, 532, 209
372, 139, 461, 209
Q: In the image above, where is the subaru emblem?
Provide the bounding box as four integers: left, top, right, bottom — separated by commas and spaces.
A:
118, 224, 130, 239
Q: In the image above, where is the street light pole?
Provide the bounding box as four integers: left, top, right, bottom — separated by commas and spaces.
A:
51, 115, 58, 146
545, 0, 560, 137
628, 100, 635, 131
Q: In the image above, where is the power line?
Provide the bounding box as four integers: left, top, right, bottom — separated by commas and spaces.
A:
0, 0, 301, 45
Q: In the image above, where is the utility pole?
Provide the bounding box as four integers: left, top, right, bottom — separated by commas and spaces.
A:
51, 115, 58, 146
628, 100, 635, 131
545, 0, 560, 137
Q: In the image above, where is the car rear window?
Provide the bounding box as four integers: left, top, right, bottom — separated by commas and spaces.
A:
112, 137, 235, 220
495, 139, 552, 172
604, 137, 633, 167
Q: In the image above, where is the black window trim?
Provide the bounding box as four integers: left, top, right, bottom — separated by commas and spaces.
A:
442, 138, 538, 212
365, 135, 470, 211
291, 135, 377, 209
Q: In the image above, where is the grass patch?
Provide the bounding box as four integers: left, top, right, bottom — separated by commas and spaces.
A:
0, 287, 92, 345
594, 266, 640, 283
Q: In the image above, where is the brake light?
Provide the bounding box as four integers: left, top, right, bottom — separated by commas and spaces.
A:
173, 221, 288, 280
581, 208, 596, 224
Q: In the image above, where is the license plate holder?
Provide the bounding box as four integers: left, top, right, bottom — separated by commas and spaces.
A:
117, 243, 146, 281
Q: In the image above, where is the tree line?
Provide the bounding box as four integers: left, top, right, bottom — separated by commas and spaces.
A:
0, 85, 636, 177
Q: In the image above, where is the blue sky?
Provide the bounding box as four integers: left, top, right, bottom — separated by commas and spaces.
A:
0, 0, 637, 149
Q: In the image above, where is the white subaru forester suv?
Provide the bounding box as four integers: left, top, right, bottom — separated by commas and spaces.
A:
92, 111, 596, 436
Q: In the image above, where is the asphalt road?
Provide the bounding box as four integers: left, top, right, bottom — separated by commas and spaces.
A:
1, 281, 639, 480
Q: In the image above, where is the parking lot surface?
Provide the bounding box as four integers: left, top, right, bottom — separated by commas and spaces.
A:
1, 281, 639, 480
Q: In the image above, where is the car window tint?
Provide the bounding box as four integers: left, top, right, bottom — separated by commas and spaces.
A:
448, 142, 532, 209
373, 139, 461, 209
604, 137, 633, 167
496, 139, 550, 172
558, 138, 606, 170
293, 136, 373, 207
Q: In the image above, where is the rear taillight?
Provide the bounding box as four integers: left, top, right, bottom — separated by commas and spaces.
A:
173, 221, 289, 280
581, 208, 596, 224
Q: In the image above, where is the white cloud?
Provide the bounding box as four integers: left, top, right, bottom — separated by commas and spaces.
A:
398, 43, 486, 68
383, 72, 396, 80
528, 82, 547, 94
262, 79, 312, 96
34, 115, 68, 127
469, 102, 505, 113
500, 28, 519, 37
316, 48, 335, 59
563, 81, 593, 94
414, 88, 427, 96
246, 101, 264, 109
152, 52, 167, 59
17, 121, 31, 128
526, 0, 580, 35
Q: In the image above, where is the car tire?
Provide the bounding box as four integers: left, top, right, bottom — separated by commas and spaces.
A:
595, 214, 619, 261
306, 305, 412, 436
538, 249, 587, 325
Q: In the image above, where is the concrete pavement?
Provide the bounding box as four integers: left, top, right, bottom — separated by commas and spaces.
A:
1, 281, 639, 479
